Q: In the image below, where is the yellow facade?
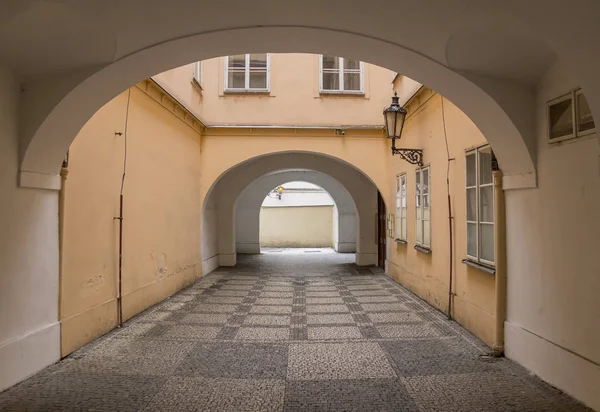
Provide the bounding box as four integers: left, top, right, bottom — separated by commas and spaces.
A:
60, 83, 203, 355
60, 54, 500, 355
385, 83, 497, 346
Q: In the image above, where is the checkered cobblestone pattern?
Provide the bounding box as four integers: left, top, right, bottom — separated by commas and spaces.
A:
0, 251, 592, 411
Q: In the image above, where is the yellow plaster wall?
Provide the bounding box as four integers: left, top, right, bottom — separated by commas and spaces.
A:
60, 85, 203, 356
154, 53, 394, 127
260, 206, 334, 248
386, 86, 497, 346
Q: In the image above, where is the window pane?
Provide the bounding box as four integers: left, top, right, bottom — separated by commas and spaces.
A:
344, 73, 361, 91
549, 98, 574, 140
423, 194, 429, 209
416, 220, 423, 245
228, 54, 245, 68
249, 71, 267, 89
227, 71, 245, 88
249, 54, 267, 68
480, 186, 494, 223
422, 168, 429, 194
466, 153, 476, 187
578, 93, 596, 132
322, 72, 339, 90
423, 220, 431, 247
467, 222, 477, 257
479, 148, 493, 185
344, 58, 360, 70
480, 224, 494, 262
466, 188, 476, 221
322, 55, 339, 69
395, 217, 401, 238
401, 217, 406, 240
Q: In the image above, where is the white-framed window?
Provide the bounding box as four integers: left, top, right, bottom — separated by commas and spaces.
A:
192, 62, 201, 86
547, 88, 595, 143
224, 54, 270, 92
466, 146, 495, 266
395, 174, 407, 241
319, 55, 364, 94
415, 166, 431, 248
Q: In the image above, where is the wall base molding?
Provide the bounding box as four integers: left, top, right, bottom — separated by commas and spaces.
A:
0, 322, 60, 391
202, 254, 220, 275
218, 253, 236, 267
335, 242, 356, 253
356, 252, 377, 266
505, 321, 600, 411
236, 243, 260, 254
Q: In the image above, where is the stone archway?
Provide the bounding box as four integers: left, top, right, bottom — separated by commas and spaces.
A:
201, 151, 383, 273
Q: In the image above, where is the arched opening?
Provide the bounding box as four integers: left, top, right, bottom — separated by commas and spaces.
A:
258, 181, 340, 252
201, 150, 385, 272
235, 170, 358, 255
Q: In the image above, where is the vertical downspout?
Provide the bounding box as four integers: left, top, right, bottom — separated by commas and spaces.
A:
115, 88, 132, 327
440, 96, 454, 320
492, 170, 507, 356
58, 154, 69, 327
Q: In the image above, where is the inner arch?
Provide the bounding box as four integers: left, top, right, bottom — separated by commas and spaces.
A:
236, 170, 358, 255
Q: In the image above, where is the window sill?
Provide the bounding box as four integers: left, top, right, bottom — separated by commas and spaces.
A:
461, 258, 496, 275
394, 238, 407, 244
414, 245, 431, 254
319, 90, 365, 97
224, 89, 271, 95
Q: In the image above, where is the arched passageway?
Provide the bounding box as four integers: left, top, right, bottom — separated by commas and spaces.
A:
236, 170, 357, 254
1, 3, 600, 409
202, 151, 382, 272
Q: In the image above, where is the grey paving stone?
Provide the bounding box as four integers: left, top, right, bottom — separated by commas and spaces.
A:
250, 305, 293, 314
176, 342, 288, 379
305, 297, 345, 304
368, 312, 424, 323
0, 372, 165, 412
142, 377, 285, 412
243, 314, 291, 325
287, 342, 396, 380
0, 252, 590, 412
255, 297, 294, 305
283, 379, 419, 412
308, 326, 363, 340
380, 338, 499, 377
305, 304, 349, 313
376, 323, 441, 338
306, 313, 355, 325
401, 372, 589, 412
236, 327, 290, 341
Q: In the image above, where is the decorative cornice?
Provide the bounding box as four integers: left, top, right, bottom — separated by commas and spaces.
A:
135, 79, 205, 134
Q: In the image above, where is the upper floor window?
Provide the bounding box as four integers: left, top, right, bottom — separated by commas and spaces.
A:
395, 174, 407, 242
415, 166, 431, 249
320, 55, 364, 94
547, 88, 595, 143
466, 146, 495, 266
224, 54, 270, 92
192, 62, 201, 86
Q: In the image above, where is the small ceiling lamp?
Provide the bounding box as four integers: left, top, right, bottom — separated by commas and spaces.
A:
383, 92, 423, 166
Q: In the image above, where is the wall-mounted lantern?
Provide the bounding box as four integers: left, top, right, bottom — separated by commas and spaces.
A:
383, 92, 423, 166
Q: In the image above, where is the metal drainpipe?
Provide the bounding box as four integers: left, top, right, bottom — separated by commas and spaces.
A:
58, 157, 69, 324
492, 170, 507, 357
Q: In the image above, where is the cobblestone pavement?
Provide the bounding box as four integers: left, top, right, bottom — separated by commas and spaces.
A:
0, 249, 592, 411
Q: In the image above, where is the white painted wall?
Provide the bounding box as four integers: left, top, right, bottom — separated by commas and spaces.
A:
0, 68, 60, 391
504, 61, 600, 411
234, 171, 357, 254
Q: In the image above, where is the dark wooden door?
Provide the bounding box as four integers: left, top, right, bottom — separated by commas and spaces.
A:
377, 191, 386, 268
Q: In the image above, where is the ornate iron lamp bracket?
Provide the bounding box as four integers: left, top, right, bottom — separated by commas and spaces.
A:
391, 147, 423, 166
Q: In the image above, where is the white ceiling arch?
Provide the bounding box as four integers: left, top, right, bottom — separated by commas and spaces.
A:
11, 2, 585, 190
